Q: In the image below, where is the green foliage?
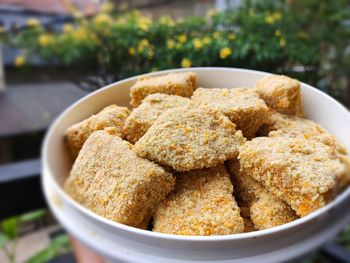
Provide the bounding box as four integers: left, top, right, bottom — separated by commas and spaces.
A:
0, 209, 46, 263
1, 0, 349, 101
27, 234, 71, 263
337, 225, 350, 251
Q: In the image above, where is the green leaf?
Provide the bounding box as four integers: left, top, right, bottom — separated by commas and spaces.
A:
18, 210, 46, 224
0, 233, 9, 248
1, 217, 18, 240
26, 234, 71, 263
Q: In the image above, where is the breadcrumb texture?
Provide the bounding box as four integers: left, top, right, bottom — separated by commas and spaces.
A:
255, 75, 303, 115
64, 130, 175, 228
259, 112, 347, 154
65, 105, 130, 159
130, 72, 197, 107
239, 137, 348, 217
153, 164, 244, 235
192, 87, 269, 138
227, 160, 297, 230
123, 93, 192, 144
134, 106, 246, 171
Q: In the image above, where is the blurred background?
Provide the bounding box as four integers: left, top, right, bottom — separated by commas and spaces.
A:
0, 0, 349, 262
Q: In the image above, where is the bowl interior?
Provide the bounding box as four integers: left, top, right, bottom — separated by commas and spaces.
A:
43, 67, 350, 239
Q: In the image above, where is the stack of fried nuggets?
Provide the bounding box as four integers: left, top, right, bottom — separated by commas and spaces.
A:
63, 71, 350, 236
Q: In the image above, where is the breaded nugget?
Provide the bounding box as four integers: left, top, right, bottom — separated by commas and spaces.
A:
134, 106, 246, 171
65, 105, 130, 159
64, 130, 175, 228
123, 93, 192, 144
254, 74, 303, 115
227, 160, 297, 230
130, 72, 197, 107
192, 87, 269, 138
239, 137, 348, 217
153, 164, 244, 235
259, 112, 347, 154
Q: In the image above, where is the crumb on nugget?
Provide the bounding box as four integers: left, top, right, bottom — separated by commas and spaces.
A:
259, 112, 347, 154
64, 130, 175, 228
255, 74, 303, 116
130, 72, 197, 107
227, 160, 297, 230
65, 105, 130, 159
239, 137, 348, 217
192, 87, 269, 138
153, 164, 244, 235
123, 93, 192, 144
134, 106, 246, 171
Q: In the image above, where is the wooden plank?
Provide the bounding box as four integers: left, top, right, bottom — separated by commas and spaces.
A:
0, 159, 41, 182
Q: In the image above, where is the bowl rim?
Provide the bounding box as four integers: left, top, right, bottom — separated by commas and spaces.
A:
42, 67, 350, 241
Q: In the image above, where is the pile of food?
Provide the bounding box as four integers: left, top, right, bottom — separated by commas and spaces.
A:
63, 71, 350, 236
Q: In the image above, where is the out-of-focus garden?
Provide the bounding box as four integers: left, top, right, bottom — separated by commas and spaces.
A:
0, 0, 350, 262
2, 0, 350, 102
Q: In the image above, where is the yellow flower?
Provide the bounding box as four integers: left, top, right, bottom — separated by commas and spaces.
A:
279, 38, 286, 47
38, 34, 54, 47
192, 38, 203, 50
159, 16, 175, 26
15, 55, 25, 67
93, 14, 113, 27
100, 2, 114, 13
275, 30, 282, 37
63, 23, 74, 33
273, 11, 282, 20
26, 18, 40, 27
138, 39, 150, 52
72, 11, 83, 19
213, 31, 221, 39
207, 9, 218, 18
0, 26, 5, 33
138, 17, 152, 31
265, 11, 282, 24
219, 47, 232, 59
177, 34, 187, 44
203, 37, 211, 45
181, 58, 191, 68
147, 49, 154, 59
128, 47, 136, 56
73, 27, 89, 41
228, 33, 236, 40
167, 39, 175, 49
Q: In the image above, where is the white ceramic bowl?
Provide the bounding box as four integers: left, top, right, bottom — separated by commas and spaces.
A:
42, 68, 350, 263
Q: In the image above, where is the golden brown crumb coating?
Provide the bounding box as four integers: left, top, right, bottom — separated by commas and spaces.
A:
153, 164, 244, 235
64, 130, 175, 228
192, 87, 269, 138
258, 112, 347, 154
254, 74, 303, 115
134, 106, 246, 171
227, 160, 297, 230
65, 105, 130, 159
123, 94, 192, 144
239, 137, 348, 217
130, 72, 197, 107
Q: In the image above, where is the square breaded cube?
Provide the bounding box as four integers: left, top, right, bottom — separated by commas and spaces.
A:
254, 74, 303, 115
258, 112, 347, 154
64, 130, 175, 228
123, 94, 192, 144
134, 106, 246, 171
239, 137, 348, 217
65, 105, 130, 159
153, 164, 244, 235
192, 87, 269, 138
227, 160, 297, 230
130, 72, 197, 107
